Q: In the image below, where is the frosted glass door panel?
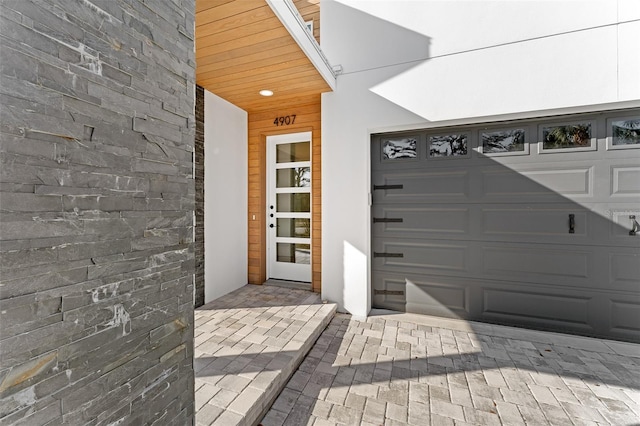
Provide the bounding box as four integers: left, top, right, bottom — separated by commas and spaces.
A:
277, 193, 310, 212
276, 142, 310, 163
277, 218, 311, 238
277, 243, 311, 264
277, 167, 311, 188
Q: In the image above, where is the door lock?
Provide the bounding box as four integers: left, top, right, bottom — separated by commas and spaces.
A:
568, 214, 575, 234
630, 215, 639, 236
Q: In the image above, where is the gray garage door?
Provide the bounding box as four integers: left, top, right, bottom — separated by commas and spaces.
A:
371, 110, 640, 342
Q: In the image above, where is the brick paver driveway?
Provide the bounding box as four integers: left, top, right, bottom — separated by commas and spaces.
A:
262, 312, 640, 426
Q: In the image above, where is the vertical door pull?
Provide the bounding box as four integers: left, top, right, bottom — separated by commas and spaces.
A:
630, 215, 639, 236
568, 214, 575, 234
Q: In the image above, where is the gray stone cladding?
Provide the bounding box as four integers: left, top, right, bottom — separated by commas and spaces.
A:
0, 0, 196, 424
194, 85, 204, 308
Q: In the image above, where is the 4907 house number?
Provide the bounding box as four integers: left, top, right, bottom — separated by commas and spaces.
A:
273, 115, 296, 126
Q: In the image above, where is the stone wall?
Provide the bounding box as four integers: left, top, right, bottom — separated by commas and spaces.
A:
195, 85, 204, 308
0, 0, 196, 424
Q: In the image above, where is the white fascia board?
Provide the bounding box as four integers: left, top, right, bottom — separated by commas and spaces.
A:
366, 99, 640, 136
266, 0, 337, 91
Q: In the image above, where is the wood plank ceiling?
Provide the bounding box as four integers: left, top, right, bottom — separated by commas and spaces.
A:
196, 0, 331, 113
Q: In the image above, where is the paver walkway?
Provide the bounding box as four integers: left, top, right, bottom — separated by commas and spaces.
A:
194, 285, 336, 426
261, 311, 640, 426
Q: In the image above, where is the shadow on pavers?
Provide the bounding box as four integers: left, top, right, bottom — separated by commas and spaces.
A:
259, 313, 640, 425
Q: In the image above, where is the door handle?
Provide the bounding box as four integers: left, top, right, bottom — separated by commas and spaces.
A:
269, 224, 274, 228
568, 214, 575, 234
630, 215, 639, 236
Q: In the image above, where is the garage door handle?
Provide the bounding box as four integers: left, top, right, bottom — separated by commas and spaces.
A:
373, 217, 403, 223
373, 184, 403, 190
374, 252, 403, 258
630, 215, 639, 236
374, 290, 405, 295
569, 214, 575, 234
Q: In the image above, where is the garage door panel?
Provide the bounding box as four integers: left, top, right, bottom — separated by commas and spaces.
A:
481, 286, 639, 341
482, 288, 593, 330
481, 207, 590, 241
374, 204, 599, 245
374, 164, 619, 205
372, 170, 470, 204
607, 207, 640, 241
611, 165, 640, 197
406, 279, 469, 318
610, 299, 640, 335
372, 273, 471, 318
371, 276, 407, 312
482, 166, 593, 200
373, 239, 469, 273
374, 239, 602, 288
609, 251, 640, 291
482, 245, 592, 281
373, 272, 640, 341
372, 205, 470, 238
374, 239, 636, 291
586, 204, 640, 247
373, 202, 640, 248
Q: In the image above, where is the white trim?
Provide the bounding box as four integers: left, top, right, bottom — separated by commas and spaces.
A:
266, 131, 313, 283
266, 0, 337, 91
268, 131, 312, 144
366, 100, 640, 136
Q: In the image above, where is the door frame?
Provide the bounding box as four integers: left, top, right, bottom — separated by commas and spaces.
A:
266, 131, 313, 282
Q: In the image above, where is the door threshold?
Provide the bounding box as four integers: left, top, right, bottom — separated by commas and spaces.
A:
264, 279, 312, 292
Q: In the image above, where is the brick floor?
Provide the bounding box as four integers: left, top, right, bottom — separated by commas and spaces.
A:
194, 287, 639, 426
194, 285, 336, 426
261, 311, 640, 426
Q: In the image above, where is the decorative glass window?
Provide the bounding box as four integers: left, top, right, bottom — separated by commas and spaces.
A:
428, 133, 469, 158
540, 121, 595, 153
481, 128, 527, 156
382, 137, 418, 160
608, 118, 640, 150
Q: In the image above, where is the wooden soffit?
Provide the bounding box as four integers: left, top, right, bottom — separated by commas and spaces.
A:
196, 0, 334, 113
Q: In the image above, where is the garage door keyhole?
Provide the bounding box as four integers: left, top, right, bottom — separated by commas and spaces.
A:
569, 214, 575, 234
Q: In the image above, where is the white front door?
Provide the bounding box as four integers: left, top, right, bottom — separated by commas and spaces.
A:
267, 132, 312, 282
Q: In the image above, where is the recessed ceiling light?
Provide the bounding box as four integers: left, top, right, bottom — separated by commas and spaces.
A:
259, 90, 274, 97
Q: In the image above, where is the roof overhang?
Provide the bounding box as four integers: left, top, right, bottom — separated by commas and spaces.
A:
196, 0, 335, 113
266, 0, 336, 91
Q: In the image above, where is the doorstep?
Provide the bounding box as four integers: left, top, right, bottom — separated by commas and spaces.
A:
194, 284, 337, 426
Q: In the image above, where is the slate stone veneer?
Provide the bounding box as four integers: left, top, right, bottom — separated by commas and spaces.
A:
0, 0, 196, 424
195, 85, 204, 308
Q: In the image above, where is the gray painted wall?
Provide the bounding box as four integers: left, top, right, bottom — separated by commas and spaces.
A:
0, 0, 196, 424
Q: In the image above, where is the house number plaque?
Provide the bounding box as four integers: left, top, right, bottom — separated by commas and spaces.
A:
273, 115, 296, 126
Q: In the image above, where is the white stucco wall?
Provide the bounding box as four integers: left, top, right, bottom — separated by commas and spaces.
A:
204, 90, 248, 303
320, 0, 640, 316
